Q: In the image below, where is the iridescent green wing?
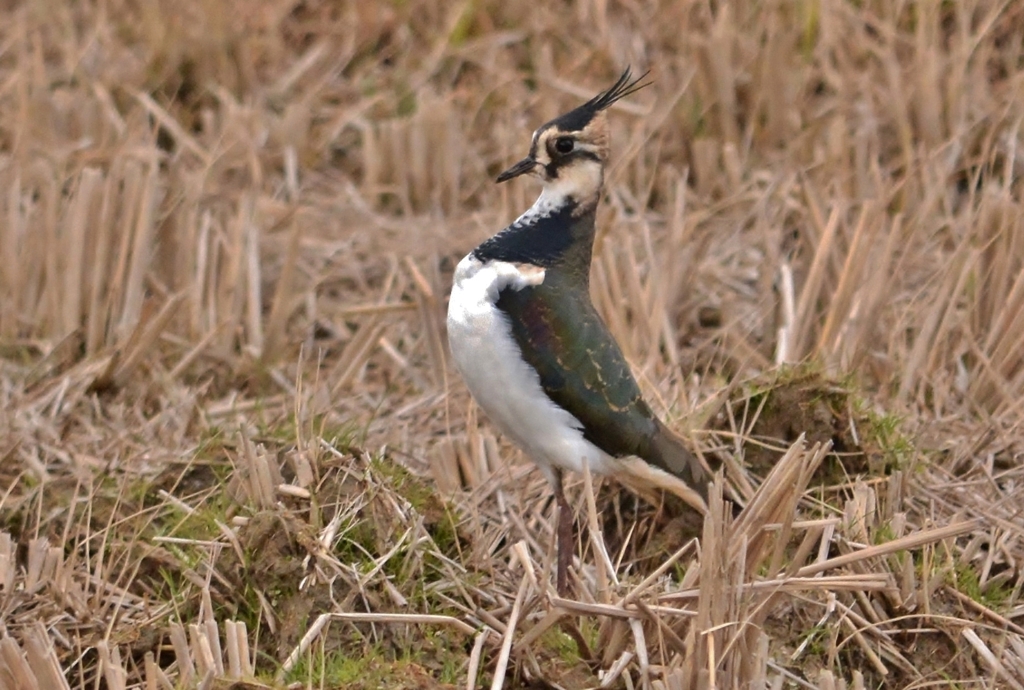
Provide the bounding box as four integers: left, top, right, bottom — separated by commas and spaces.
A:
495, 279, 659, 460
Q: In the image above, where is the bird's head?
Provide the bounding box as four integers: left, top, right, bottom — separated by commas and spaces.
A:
496, 68, 651, 208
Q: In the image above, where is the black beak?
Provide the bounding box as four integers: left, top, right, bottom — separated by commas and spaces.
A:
496, 157, 537, 183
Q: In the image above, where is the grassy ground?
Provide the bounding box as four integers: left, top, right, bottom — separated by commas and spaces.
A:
1, 0, 1023, 688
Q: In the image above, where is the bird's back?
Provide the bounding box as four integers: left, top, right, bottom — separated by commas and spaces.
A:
495, 270, 707, 496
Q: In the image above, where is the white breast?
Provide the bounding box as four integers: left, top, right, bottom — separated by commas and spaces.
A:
446, 255, 617, 482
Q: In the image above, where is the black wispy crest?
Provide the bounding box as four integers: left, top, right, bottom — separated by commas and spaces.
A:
550, 67, 652, 132
583, 67, 652, 113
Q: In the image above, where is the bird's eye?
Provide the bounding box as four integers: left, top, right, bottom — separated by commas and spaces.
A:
554, 137, 575, 154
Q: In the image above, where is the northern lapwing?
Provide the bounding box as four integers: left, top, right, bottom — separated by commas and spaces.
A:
447, 68, 711, 595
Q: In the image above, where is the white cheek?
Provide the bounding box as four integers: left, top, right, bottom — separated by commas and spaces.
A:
544, 159, 603, 202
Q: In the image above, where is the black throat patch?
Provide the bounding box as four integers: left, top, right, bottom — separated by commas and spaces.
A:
472, 201, 579, 268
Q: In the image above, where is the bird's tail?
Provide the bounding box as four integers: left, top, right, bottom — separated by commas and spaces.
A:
648, 420, 713, 503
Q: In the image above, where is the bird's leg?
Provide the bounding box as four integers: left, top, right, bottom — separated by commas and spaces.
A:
553, 468, 573, 596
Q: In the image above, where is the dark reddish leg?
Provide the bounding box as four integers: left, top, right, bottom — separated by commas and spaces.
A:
553, 469, 573, 596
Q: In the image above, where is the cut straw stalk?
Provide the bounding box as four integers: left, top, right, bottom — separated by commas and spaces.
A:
490, 575, 530, 690
280, 612, 477, 675
796, 519, 982, 578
